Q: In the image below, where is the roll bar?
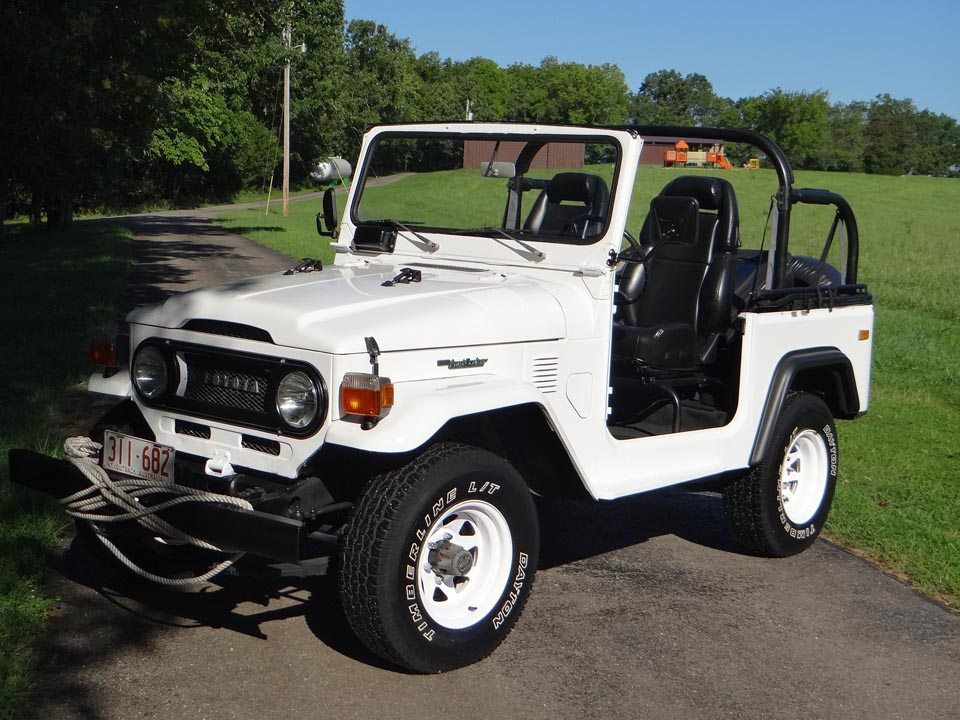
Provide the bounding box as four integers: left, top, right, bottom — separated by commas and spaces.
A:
791, 188, 860, 283
615, 125, 858, 289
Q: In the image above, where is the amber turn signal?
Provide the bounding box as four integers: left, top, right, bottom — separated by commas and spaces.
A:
340, 373, 394, 417
89, 337, 117, 367
858, 329, 871, 341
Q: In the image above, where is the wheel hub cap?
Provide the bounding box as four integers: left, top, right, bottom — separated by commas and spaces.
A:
779, 428, 829, 526
417, 499, 513, 630
427, 535, 475, 576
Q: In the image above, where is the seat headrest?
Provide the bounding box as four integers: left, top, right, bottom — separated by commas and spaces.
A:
649, 197, 699, 245
658, 175, 739, 252
660, 176, 726, 211
546, 172, 608, 205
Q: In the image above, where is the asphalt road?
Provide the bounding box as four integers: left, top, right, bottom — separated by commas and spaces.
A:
28, 208, 960, 720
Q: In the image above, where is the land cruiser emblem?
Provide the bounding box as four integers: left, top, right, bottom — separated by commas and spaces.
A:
437, 358, 488, 370
203, 371, 261, 394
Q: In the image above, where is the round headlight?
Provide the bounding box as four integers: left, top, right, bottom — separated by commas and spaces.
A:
133, 346, 168, 399
277, 371, 319, 429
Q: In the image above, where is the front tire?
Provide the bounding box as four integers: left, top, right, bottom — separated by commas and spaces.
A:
724, 392, 838, 557
339, 443, 539, 673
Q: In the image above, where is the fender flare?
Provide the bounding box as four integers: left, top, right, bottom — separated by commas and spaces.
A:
749, 347, 860, 466
322, 376, 551, 454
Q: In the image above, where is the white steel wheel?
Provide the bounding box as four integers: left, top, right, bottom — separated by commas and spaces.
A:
778, 429, 830, 526
417, 499, 513, 630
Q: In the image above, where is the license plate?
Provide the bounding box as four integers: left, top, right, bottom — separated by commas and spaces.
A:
102, 430, 175, 484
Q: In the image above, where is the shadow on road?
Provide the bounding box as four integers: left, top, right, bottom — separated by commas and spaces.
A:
122, 215, 262, 310
33, 486, 740, 712
537, 489, 741, 569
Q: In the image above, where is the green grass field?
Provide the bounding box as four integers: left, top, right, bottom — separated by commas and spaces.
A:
0, 221, 132, 718
218, 165, 960, 607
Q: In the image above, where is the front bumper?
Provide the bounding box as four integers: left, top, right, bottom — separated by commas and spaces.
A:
8, 449, 337, 564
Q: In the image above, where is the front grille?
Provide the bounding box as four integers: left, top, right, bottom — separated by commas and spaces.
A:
184, 366, 268, 413
135, 339, 325, 436
242, 434, 281, 456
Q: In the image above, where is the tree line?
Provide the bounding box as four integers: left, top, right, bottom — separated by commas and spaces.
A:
2, 0, 957, 228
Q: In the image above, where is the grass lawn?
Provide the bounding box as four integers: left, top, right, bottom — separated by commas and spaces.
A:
216, 190, 348, 261
0, 220, 132, 718
217, 165, 960, 608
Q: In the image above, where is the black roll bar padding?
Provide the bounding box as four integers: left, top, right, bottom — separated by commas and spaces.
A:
504, 141, 549, 230
791, 187, 860, 283
616, 125, 796, 289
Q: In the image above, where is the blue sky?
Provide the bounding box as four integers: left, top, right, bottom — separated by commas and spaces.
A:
344, 0, 960, 119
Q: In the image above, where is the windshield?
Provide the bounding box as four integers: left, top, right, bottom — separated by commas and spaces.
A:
352, 132, 621, 245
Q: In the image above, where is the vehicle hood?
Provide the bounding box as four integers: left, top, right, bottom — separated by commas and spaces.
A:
127, 263, 567, 353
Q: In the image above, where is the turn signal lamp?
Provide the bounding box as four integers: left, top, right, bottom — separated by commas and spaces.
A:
858, 329, 871, 341
340, 373, 394, 417
89, 337, 117, 368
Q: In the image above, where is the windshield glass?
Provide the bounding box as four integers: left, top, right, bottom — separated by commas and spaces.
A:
352, 133, 620, 245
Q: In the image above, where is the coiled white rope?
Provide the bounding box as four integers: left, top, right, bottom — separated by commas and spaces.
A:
62, 436, 253, 586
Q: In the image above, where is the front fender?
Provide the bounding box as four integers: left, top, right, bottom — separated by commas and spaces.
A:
323, 376, 548, 454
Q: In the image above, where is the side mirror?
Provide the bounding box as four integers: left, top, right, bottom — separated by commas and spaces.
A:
479, 161, 516, 178
316, 187, 338, 237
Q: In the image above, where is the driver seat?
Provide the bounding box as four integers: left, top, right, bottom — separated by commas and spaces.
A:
614, 176, 740, 370
524, 172, 609, 239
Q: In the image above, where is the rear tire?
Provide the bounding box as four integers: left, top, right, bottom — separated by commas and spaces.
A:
339, 443, 539, 673
724, 392, 838, 557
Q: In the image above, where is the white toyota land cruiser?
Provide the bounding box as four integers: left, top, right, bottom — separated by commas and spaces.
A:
12, 122, 873, 673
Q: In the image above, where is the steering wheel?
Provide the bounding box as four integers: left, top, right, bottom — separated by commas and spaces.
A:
616, 228, 648, 263
622, 229, 642, 253
563, 214, 604, 239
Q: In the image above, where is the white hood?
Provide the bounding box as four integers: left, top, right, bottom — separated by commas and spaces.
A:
127, 263, 567, 353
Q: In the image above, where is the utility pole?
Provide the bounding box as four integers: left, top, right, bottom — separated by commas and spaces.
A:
282, 19, 291, 217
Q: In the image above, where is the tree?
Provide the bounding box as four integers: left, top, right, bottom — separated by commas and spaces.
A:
824, 101, 868, 172
863, 94, 919, 175
630, 70, 721, 126
505, 58, 628, 125
339, 19, 423, 159
0, 0, 216, 224
739, 89, 831, 169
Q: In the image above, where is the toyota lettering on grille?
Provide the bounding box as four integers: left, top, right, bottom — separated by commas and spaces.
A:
203, 371, 262, 395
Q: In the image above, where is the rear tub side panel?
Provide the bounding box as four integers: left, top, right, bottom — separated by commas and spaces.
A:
548, 305, 873, 501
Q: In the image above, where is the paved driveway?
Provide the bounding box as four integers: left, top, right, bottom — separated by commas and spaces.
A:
28, 208, 960, 720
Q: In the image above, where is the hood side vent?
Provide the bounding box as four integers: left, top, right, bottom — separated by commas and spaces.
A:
529, 356, 560, 394
182, 319, 274, 344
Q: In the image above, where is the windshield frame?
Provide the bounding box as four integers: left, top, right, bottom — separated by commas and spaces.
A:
349, 129, 625, 247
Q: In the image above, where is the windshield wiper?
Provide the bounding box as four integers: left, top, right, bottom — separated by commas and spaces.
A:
448, 226, 546, 262
366, 219, 439, 253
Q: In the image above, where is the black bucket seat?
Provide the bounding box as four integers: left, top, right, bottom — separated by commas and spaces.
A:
524, 172, 610, 240
614, 176, 740, 369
